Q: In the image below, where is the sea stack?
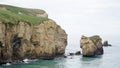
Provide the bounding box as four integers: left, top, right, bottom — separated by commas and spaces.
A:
0, 4, 67, 64
103, 41, 112, 46
80, 35, 103, 57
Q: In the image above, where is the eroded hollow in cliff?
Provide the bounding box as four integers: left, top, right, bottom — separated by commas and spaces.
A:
11, 34, 21, 49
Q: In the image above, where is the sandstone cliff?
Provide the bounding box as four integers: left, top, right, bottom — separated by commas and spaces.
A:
0, 4, 67, 64
80, 35, 103, 57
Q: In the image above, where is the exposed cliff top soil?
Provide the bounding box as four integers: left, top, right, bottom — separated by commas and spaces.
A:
0, 4, 48, 25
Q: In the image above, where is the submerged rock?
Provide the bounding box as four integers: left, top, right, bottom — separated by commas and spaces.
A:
80, 35, 103, 57
103, 41, 112, 47
0, 4, 67, 64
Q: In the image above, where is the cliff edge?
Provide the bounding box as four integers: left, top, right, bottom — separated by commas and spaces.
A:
0, 4, 67, 64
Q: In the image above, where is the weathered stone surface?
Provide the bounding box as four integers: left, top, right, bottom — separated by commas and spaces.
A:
80, 35, 103, 57
0, 20, 67, 64
89, 35, 103, 55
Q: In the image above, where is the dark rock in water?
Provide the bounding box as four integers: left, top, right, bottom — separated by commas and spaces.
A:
80, 35, 103, 57
75, 51, 81, 55
103, 41, 112, 46
64, 55, 67, 58
108, 44, 112, 46
66, 51, 81, 56
69, 53, 75, 56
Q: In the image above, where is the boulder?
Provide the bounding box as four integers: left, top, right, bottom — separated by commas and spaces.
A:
80, 35, 103, 57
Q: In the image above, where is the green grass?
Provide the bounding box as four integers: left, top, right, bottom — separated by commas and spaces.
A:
0, 4, 45, 16
0, 4, 48, 25
89, 35, 101, 41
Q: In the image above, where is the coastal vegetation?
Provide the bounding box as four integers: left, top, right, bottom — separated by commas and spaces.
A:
0, 4, 48, 25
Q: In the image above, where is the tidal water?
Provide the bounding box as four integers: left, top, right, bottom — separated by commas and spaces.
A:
1, 37, 120, 68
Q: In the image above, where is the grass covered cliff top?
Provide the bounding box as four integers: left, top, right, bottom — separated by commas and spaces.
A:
89, 35, 102, 43
0, 4, 49, 25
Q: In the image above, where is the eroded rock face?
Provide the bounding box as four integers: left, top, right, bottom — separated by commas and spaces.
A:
80, 35, 103, 57
0, 20, 67, 64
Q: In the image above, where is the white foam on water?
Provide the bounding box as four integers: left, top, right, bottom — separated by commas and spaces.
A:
6, 63, 11, 66
2, 62, 11, 66
23, 59, 38, 63
23, 59, 29, 62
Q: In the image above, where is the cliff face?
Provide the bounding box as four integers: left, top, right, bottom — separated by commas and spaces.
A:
0, 4, 67, 64
80, 35, 103, 57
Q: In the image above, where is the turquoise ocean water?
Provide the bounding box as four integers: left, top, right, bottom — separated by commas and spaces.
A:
0, 36, 120, 68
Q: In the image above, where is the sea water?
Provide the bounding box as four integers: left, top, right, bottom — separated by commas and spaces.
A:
1, 37, 120, 68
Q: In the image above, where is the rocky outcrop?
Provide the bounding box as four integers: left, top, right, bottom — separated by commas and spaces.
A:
0, 4, 67, 64
103, 41, 112, 46
80, 35, 103, 57
0, 19, 67, 64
